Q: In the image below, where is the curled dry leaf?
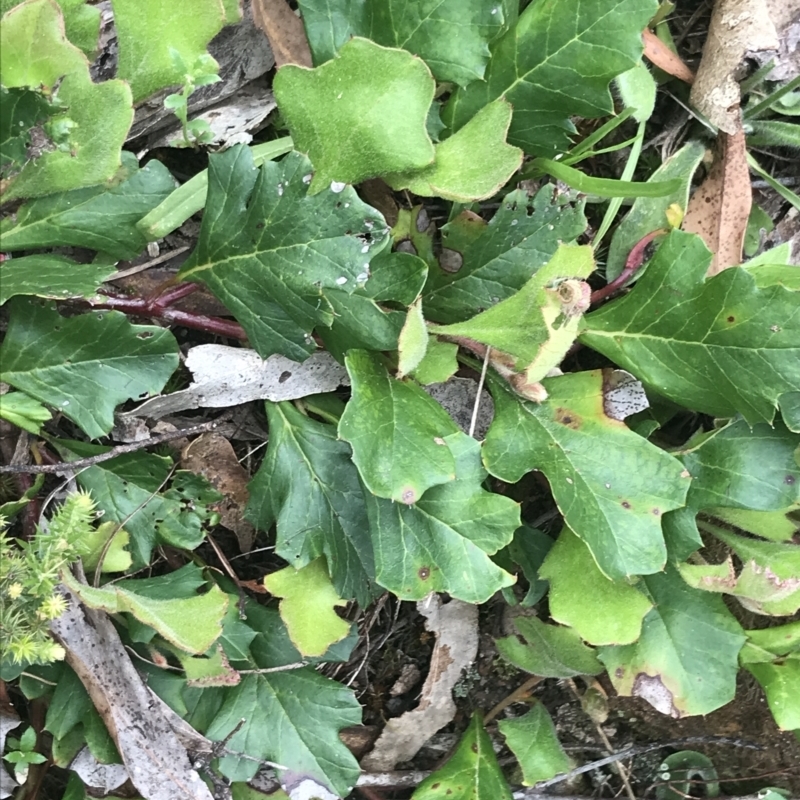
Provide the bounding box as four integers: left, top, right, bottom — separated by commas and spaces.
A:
642, 28, 695, 84
181, 432, 255, 551
50, 578, 214, 800
682, 129, 752, 274
125, 344, 349, 420
252, 0, 313, 68
361, 594, 479, 771
690, 0, 779, 133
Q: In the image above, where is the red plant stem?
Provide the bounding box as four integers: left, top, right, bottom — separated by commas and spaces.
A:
590, 228, 667, 307
89, 288, 247, 340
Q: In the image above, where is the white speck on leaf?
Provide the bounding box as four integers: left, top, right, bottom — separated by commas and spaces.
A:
330, 181, 346, 193
336, 276, 348, 285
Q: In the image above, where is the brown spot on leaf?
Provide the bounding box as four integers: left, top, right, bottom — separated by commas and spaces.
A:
632, 673, 680, 718
418, 566, 430, 581
785, 474, 796, 485
615, 667, 625, 679
621, 500, 632, 509
727, 315, 735, 323
401, 488, 417, 505
554, 406, 581, 429
278, 371, 292, 383
652, 508, 661, 516
471, 743, 478, 753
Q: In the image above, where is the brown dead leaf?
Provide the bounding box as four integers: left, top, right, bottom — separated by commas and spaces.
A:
682, 128, 752, 274
766, 0, 800, 81
252, 0, 312, 68
181, 432, 255, 552
642, 28, 695, 84
690, 0, 779, 133
361, 594, 478, 771
50, 577, 215, 800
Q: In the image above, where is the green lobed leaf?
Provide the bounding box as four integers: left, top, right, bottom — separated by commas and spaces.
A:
0, 86, 62, 182
317, 249, 427, 361
580, 230, 800, 424
0, 300, 178, 439
61, 568, 229, 654
539, 526, 653, 646
483, 370, 689, 579
58, 444, 220, 567
112, 0, 225, 102
0, 159, 176, 259
0, 256, 116, 306
497, 615, 603, 678
606, 141, 706, 280
0, 0, 133, 201
678, 418, 800, 511
298, 0, 513, 87
364, 434, 519, 603
246, 401, 376, 606
387, 99, 522, 201
498, 704, 573, 785
423, 186, 587, 323
178, 147, 390, 361
136, 138, 294, 241
413, 713, 512, 800
599, 565, 746, 717
264, 558, 350, 658
205, 602, 361, 795
273, 37, 435, 194
442, 0, 657, 156
339, 350, 461, 504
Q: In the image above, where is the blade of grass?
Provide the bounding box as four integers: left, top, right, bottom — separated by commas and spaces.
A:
744, 76, 800, 120
747, 153, 800, 212
529, 155, 681, 198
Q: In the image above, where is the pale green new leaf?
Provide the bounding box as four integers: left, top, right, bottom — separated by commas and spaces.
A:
498, 705, 573, 786
387, 99, 522, 201
61, 568, 228, 654
246, 401, 376, 606
580, 231, 800, 424
0, 0, 132, 200
483, 371, 689, 579
431, 244, 593, 383
396, 299, 428, 379
112, 0, 225, 101
423, 186, 587, 323
443, 0, 657, 156
0, 300, 178, 439
0, 391, 51, 435
364, 434, 519, 603
178, 147, 390, 361
497, 615, 603, 678
539, 526, 652, 646
599, 565, 746, 717
745, 656, 800, 731
339, 350, 460, 504
413, 714, 512, 800
274, 37, 435, 193
264, 559, 350, 658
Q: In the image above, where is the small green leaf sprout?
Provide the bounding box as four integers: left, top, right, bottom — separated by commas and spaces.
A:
164, 49, 221, 148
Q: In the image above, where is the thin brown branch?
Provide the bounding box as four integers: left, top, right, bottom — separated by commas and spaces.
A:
0, 420, 222, 474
